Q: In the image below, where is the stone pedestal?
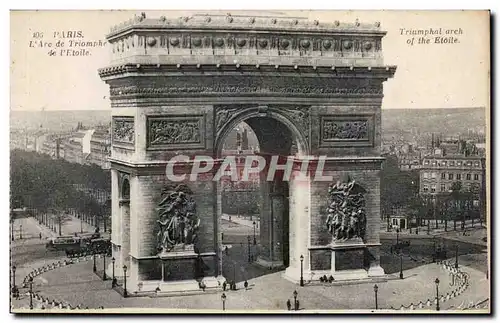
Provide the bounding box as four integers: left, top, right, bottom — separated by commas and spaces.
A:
330, 242, 369, 280
159, 245, 198, 281
285, 239, 384, 283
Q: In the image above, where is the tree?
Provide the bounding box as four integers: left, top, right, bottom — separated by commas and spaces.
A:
380, 155, 419, 226
49, 189, 74, 236
435, 193, 451, 231
448, 181, 474, 230
407, 194, 426, 229
10, 149, 112, 234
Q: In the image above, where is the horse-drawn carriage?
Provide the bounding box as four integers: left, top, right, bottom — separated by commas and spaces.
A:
45, 233, 111, 257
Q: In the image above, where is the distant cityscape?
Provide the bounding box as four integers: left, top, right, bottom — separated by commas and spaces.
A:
10, 107, 486, 168
10, 107, 487, 222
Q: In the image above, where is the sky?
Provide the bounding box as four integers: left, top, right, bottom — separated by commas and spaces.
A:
10, 10, 490, 111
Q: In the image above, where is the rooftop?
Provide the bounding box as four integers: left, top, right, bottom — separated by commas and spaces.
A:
108, 12, 383, 38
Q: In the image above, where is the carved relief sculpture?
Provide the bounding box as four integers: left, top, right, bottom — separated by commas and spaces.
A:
215, 106, 241, 132
323, 120, 368, 140
156, 184, 200, 254
325, 179, 367, 242
113, 117, 135, 144
149, 119, 201, 145
280, 106, 310, 142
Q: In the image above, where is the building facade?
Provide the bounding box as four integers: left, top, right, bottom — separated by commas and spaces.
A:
419, 155, 486, 206
90, 126, 112, 169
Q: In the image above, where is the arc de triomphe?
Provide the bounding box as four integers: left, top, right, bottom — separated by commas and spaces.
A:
99, 13, 396, 294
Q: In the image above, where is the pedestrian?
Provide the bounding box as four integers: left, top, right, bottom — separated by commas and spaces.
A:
244, 280, 248, 290
222, 281, 227, 291
286, 299, 291, 311
295, 299, 300, 311
39, 232, 42, 240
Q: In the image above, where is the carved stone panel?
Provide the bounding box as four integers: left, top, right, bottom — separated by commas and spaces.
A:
278, 106, 310, 144
324, 120, 368, 140
319, 115, 374, 147
325, 178, 367, 242
215, 106, 243, 134
108, 76, 383, 99
156, 183, 200, 255
147, 115, 206, 150
112, 117, 135, 149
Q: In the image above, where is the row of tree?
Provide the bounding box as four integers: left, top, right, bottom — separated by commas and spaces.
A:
221, 190, 260, 215
381, 155, 485, 231
406, 181, 484, 232
10, 149, 111, 235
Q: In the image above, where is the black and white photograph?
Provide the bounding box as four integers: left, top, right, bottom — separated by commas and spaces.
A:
8, 9, 490, 314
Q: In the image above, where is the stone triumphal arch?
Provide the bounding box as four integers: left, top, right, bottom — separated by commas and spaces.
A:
99, 13, 396, 294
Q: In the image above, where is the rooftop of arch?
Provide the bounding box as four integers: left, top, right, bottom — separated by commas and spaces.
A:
104, 14, 389, 68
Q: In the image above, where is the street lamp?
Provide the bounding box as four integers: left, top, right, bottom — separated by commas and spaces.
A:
374, 284, 379, 310
102, 253, 107, 281
232, 260, 236, 287
111, 257, 116, 287
300, 255, 304, 287
435, 278, 440, 311
399, 252, 404, 279
293, 290, 298, 311
247, 235, 251, 263
221, 293, 226, 311
28, 276, 33, 310
20, 224, 23, 240
253, 221, 257, 245
123, 265, 128, 298
11, 265, 16, 294
455, 243, 459, 269
93, 252, 97, 272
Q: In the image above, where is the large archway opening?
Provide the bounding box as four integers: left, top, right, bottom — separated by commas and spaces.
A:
216, 108, 308, 283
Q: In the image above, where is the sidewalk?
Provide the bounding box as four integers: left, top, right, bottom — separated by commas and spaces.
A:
27, 256, 487, 312
34, 214, 99, 237
222, 214, 259, 229
60, 215, 97, 236
443, 262, 489, 310
382, 219, 485, 235
381, 227, 487, 248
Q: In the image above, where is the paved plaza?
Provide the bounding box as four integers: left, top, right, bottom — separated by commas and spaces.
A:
13, 254, 488, 312
10, 215, 489, 313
